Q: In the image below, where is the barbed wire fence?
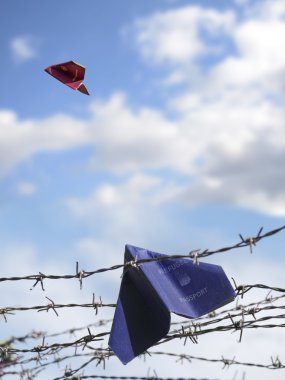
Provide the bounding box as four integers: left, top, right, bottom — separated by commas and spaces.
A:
0, 225, 284, 379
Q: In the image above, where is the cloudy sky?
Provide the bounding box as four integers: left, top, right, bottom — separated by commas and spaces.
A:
0, 0, 285, 379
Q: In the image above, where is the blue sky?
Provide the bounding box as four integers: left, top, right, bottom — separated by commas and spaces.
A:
0, 0, 285, 379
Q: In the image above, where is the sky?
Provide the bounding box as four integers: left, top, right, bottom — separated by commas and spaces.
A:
0, 0, 285, 379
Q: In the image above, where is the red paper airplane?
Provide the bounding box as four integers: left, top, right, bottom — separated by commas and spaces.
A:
45, 61, 89, 95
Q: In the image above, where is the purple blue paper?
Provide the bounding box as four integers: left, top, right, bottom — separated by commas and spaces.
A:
109, 244, 236, 364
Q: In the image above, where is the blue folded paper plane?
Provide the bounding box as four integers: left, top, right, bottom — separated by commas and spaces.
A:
109, 244, 236, 364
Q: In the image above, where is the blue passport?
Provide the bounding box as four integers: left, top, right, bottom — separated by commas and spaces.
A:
109, 244, 236, 364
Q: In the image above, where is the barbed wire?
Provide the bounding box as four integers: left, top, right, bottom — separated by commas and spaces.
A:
2, 296, 285, 359
0, 295, 114, 322
0, 340, 283, 380
1, 283, 285, 325
0, 225, 283, 289
3, 291, 282, 349
1, 286, 285, 376
173, 293, 285, 325
0, 343, 277, 379
3, 320, 113, 350
55, 377, 224, 380
146, 351, 284, 370
0, 224, 284, 378
0, 365, 227, 380
3, 291, 283, 353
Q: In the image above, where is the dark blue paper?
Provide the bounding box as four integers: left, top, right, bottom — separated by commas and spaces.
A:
109, 245, 236, 364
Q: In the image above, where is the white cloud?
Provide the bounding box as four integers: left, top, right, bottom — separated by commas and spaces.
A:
134, 6, 235, 64
17, 181, 37, 196
131, 0, 285, 96
210, 19, 285, 89
0, 109, 89, 176
10, 35, 40, 62
168, 88, 285, 216
127, 2, 285, 217
250, 0, 285, 20
67, 172, 176, 218
66, 173, 175, 241
1, 81, 285, 217
1, 1, 285, 219
0, 95, 189, 177
88, 93, 193, 174
3, 2, 285, 378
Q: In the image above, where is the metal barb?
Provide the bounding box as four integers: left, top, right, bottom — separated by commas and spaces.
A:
228, 312, 244, 342
76, 262, 85, 290
0, 308, 14, 323
246, 304, 260, 320
82, 328, 94, 351
180, 325, 198, 345
64, 365, 74, 377
41, 297, 59, 316
30, 272, 45, 291
176, 353, 191, 364
246, 236, 256, 254
189, 250, 200, 265
79, 271, 85, 290
96, 353, 106, 369
92, 293, 103, 315
129, 255, 139, 269
222, 355, 236, 369
232, 278, 245, 298
33, 336, 47, 363
271, 356, 282, 368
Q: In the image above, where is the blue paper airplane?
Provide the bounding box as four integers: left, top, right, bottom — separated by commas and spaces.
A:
109, 244, 236, 364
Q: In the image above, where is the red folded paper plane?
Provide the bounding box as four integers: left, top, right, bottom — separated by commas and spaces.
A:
45, 61, 89, 95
